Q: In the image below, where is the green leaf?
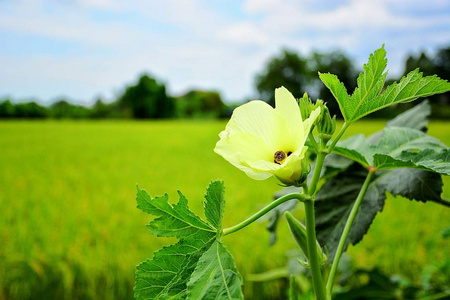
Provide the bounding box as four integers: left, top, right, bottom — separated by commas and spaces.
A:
318, 73, 350, 119
187, 241, 243, 300
368, 100, 430, 143
320, 46, 450, 122
315, 165, 444, 261
385, 99, 430, 130
135, 181, 243, 300
347, 46, 388, 121
333, 127, 449, 174
135, 238, 215, 299
204, 180, 225, 231
332, 134, 371, 167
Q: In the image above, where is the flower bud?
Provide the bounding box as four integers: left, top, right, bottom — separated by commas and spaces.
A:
285, 212, 327, 266
317, 105, 336, 143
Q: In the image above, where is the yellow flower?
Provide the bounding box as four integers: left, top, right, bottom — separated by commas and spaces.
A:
214, 87, 320, 185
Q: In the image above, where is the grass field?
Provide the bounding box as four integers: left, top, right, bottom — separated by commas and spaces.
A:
0, 120, 449, 299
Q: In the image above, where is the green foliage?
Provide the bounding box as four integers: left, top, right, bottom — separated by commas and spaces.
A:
315, 165, 444, 261
119, 74, 175, 119
50, 100, 91, 119
256, 50, 308, 107
135, 181, 243, 300
12, 101, 48, 118
255, 49, 357, 118
315, 101, 449, 261
187, 241, 243, 300
176, 90, 227, 119
333, 127, 449, 174
319, 45, 450, 123
0, 100, 15, 118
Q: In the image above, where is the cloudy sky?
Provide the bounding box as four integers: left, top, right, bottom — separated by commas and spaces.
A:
1, 0, 450, 105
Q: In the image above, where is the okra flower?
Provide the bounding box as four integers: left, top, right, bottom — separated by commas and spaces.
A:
214, 87, 320, 185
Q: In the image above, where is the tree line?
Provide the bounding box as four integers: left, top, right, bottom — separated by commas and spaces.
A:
1, 45, 449, 119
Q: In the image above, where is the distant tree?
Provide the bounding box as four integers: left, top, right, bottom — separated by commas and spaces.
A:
90, 98, 112, 119
176, 90, 226, 119
118, 74, 175, 119
308, 51, 358, 117
14, 102, 48, 118
0, 100, 15, 118
50, 100, 90, 119
255, 50, 308, 107
255, 49, 356, 117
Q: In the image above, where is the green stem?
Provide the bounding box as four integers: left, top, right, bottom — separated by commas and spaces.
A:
308, 151, 326, 196
222, 193, 309, 236
308, 132, 320, 150
304, 200, 327, 300
326, 122, 349, 153
325, 170, 375, 295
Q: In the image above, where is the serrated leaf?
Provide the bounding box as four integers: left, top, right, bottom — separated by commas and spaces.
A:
204, 180, 225, 231
333, 127, 449, 174
136, 188, 215, 239
187, 241, 243, 300
135, 237, 215, 300
315, 165, 385, 261
332, 134, 371, 167
315, 165, 444, 261
318, 73, 349, 117
368, 69, 450, 120
135, 181, 243, 300
385, 99, 430, 130
347, 46, 388, 122
320, 46, 450, 122
368, 100, 430, 144
374, 148, 450, 175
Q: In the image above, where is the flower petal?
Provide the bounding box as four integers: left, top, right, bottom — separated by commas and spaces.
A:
303, 107, 321, 138
224, 100, 284, 151
274, 87, 304, 143
214, 132, 273, 180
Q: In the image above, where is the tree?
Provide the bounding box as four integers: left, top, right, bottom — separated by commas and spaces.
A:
14, 102, 48, 118
176, 90, 226, 119
90, 98, 112, 119
50, 100, 90, 119
118, 74, 175, 119
254, 49, 356, 117
0, 100, 15, 118
255, 50, 308, 107
308, 51, 358, 117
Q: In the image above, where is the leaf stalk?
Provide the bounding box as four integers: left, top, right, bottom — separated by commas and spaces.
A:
222, 193, 309, 236
325, 169, 375, 295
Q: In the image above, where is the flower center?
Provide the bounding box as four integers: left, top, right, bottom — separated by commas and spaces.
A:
274, 150, 292, 164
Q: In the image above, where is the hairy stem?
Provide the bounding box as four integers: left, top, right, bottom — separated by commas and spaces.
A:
304, 200, 328, 300
308, 152, 326, 196
222, 193, 309, 236
326, 170, 375, 295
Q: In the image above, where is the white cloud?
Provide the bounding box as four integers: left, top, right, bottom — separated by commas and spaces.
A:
0, 0, 449, 103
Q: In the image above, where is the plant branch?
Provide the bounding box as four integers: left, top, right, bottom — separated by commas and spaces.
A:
304, 200, 328, 300
222, 193, 309, 236
308, 152, 326, 196
326, 122, 349, 153
325, 170, 375, 295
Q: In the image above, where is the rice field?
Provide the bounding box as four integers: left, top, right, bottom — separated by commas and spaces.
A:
0, 120, 449, 299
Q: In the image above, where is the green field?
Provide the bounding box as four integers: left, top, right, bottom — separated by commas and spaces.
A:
0, 120, 449, 299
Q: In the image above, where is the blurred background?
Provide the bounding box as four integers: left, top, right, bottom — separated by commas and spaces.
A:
0, 1, 449, 299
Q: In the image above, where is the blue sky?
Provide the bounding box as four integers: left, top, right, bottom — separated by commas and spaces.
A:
1, 0, 449, 105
